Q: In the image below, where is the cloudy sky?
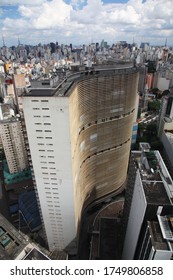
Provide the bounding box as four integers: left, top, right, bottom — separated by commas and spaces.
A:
0, 0, 173, 47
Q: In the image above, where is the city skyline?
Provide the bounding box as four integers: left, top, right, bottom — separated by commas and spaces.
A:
0, 0, 173, 47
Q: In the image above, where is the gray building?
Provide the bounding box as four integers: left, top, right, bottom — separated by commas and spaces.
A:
0, 213, 49, 260
122, 143, 173, 260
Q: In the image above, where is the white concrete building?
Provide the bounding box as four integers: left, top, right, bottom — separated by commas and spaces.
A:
161, 131, 173, 167
122, 144, 173, 260
158, 95, 173, 136
22, 95, 76, 251
21, 66, 139, 252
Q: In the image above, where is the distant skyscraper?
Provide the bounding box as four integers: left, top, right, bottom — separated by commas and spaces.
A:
21, 65, 139, 251
96, 42, 99, 51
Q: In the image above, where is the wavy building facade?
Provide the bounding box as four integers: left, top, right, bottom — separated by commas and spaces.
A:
21, 66, 139, 251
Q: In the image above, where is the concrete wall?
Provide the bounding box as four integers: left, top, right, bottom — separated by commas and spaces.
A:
122, 170, 147, 259
161, 131, 173, 169
22, 96, 76, 251
157, 77, 170, 91
22, 68, 139, 250
69, 71, 139, 223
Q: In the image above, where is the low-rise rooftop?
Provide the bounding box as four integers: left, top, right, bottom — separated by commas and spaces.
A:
0, 213, 28, 259
132, 145, 173, 205
148, 220, 172, 251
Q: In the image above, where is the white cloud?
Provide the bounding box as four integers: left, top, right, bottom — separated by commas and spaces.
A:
0, 0, 46, 5
70, 0, 86, 9
18, 5, 39, 18
32, 0, 72, 29
1, 0, 173, 46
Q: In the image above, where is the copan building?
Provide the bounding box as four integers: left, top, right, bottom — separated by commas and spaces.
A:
21, 65, 139, 251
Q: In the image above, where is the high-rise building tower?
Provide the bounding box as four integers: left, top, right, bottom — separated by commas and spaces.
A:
0, 105, 28, 174
21, 65, 139, 251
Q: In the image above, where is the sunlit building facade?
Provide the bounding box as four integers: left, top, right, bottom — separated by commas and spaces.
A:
22, 66, 139, 251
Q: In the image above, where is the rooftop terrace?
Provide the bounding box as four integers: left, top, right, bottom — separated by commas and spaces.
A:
22, 64, 137, 98
132, 146, 173, 205
148, 220, 172, 251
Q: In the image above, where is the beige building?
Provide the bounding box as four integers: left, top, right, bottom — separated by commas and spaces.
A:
21, 65, 139, 251
0, 105, 28, 174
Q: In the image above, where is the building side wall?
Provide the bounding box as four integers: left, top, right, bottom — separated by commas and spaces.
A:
161, 132, 173, 167
154, 250, 172, 260
22, 96, 76, 251
69, 72, 139, 223
157, 77, 170, 92
122, 170, 147, 259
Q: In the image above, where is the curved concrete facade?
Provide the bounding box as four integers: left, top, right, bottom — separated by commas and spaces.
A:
22, 66, 139, 251
68, 68, 139, 223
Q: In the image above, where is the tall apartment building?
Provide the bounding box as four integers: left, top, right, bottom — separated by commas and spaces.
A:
21, 65, 139, 251
122, 143, 173, 260
0, 104, 28, 174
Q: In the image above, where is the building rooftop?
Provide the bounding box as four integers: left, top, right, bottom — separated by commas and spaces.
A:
24, 88, 55, 97
90, 200, 124, 260
22, 64, 137, 98
148, 220, 172, 251
0, 213, 28, 260
157, 212, 173, 242
0, 213, 52, 260
143, 181, 170, 205
24, 247, 50, 260
132, 146, 173, 205
99, 218, 121, 260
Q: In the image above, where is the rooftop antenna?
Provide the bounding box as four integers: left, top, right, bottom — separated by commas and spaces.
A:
18, 37, 21, 46
165, 38, 167, 47
2, 36, 5, 47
